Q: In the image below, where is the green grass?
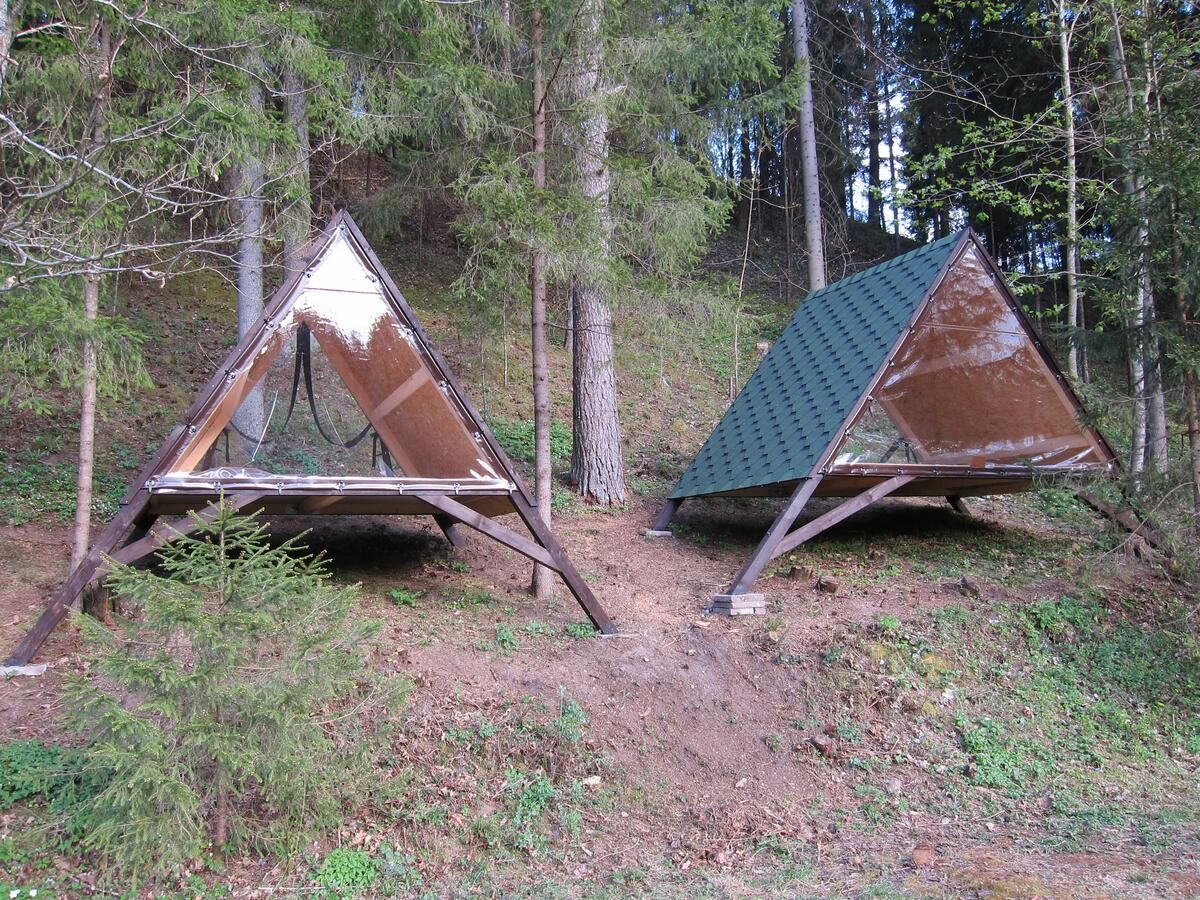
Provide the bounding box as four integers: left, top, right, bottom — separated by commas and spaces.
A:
805, 588, 1200, 849
314, 848, 378, 892
387, 587, 424, 608
0, 451, 125, 525
487, 418, 571, 463
0, 740, 109, 892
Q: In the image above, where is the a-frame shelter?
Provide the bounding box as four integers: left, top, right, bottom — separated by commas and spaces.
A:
653, 229, 1118, 613
7, 212, 615, 665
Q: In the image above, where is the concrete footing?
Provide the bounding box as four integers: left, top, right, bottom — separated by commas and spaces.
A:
708, 592, 767, 616
642, 528, 674, 539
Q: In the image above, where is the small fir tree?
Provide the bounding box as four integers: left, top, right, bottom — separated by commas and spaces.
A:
66, 501, 398, 883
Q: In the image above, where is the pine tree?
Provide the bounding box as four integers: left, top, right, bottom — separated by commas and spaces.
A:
67, 502, 398, 883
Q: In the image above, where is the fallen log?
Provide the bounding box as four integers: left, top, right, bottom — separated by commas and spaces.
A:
1075, 491, 1168, 553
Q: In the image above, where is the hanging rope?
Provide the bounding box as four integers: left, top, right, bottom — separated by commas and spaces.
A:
278, 324, 374, 449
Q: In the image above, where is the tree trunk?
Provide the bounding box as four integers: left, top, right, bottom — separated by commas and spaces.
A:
530, 7, 553, 600
499, 0, 513, 74
570, 276, 625, 505
70, 16, 111, 571
1168, 200, 1199, 522
567, 0, 625, 505
282, 67, 311, 282
737, 117, 752, 232
232, 51, 266, 453
70, 274, 99, 571
792, 0, 826, 290
1057, 0, 1081, 380
1108, 5, 1151, 477
1139, 20, 1168, 475
864, 0, 882, 230
1128, 269, 1149, 476
882, 69, 900, 246
0, 0, 17, 98
1174, 271, 1200, 523
1148, 351, 1168, 473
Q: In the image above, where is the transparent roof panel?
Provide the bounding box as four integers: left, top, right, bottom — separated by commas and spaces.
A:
832, 245, 1109, 470
161, 231, 505, 482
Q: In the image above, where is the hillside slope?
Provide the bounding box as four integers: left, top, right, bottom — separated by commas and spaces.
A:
0, 236, 1196, 897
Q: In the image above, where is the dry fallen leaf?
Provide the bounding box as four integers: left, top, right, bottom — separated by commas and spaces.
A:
911, 842, 936, 868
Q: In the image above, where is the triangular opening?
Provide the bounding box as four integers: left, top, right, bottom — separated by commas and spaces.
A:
154, 226, 508, 487
831, 243, 1109, 471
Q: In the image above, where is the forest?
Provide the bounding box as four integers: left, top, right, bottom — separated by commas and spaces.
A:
0, 0, 1198, 895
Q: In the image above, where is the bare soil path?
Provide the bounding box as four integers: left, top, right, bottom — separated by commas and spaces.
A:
2, 487, 1195, 897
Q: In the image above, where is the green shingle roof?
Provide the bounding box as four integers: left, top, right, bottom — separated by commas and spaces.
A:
669, 231, 966, 500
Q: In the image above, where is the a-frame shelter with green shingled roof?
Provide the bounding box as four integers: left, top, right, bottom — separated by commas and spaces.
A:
7, 212, 616, 666
653, 229, 1118, 614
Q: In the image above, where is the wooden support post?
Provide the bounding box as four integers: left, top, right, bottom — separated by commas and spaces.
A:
946, 495, 970, 515
432, 514, 466, 549
650, 497, 682, 532
508, 494, 618, 635
5, 490, 151, 666
724, 476, 824, 596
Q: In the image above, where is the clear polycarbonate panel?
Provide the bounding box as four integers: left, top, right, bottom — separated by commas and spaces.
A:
159, 230, 506, 484
831, 244, 1109, 471
194, 326, 386, 477
833, 401, 919, 466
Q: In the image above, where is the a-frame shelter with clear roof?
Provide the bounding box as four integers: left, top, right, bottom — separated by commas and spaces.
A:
653, 229, 1118, 614
7, 211, 615, 665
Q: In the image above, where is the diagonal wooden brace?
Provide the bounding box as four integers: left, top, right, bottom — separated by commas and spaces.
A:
945, 495, 970, 515
416, 492, 617, 635
5, 492, 149, 667
509, 494, 617, 635
721, 474, 915, 600
4, 493, 265, 667
431, 514, 467, 549
415, 494, 558, 569
651, 498, 682, 531
772, 475, 915, 559
111, 494, 267, 566
725, 476, 824, 596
